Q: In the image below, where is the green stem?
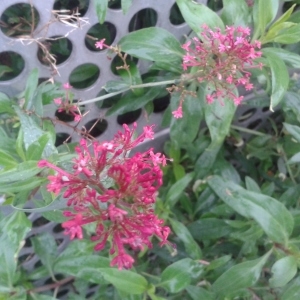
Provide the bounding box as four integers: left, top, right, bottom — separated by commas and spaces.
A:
78, 79, 179, 106
282, 150, 297, 185
230, 124, 268, 137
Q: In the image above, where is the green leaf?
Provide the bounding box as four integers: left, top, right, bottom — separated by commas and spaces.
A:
263, 48, 300, 68
269, 256, 298, 288
208, 176, 294, 244
31, 233, 58, 279
55, 255, 109, 283
170, 88, 203, 147
186, 286, 214, 300
207, 255, 232, 271
0, 177, 45, 193
0, 161, 40, 183
0, 93, 14, 114
26, 133, 51, 160
253, 0, 279, 39
212, 251, 272, 297
14, 106, 57, 157
94, 0, 108, 24
160, 258, 199, 293
165, 172, 194, 207
118, 27, 184, 73
0, 212, 31, 287
283, 123, 300, 143
121, 0, 133, 14
204, 95, 236, 144
107, 86, 162, 116
263, 51, 289, 111
173, 164, 185, 181
30, 295, 58, 300
176, 0, 224, 37
188, 218, 232, 240
104, 80, 130, 93
100, 268, 148, 295
16, 129, 26, 161
0, 150, 18, 169
170, 219, 202, 259
195, 94, 236, 178
288, 153, 300, 164
271, 4, 296, 29
245, 176, 261, 193
24, 68, 39, 110
274, 24, 300, 44
116, 60, 143, 96
281, 276, 300, 300
0, 211, 31, 248
221, 0, 249, 27
0, 236, 17, 288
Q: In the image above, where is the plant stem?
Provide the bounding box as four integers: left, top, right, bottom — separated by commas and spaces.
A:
78, 79, 179, 106
27, 276, 74, 294
230, 124, 268, 137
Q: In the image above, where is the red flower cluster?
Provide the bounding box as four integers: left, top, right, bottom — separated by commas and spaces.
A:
38, 123, 170, 270
172, 25, 262, 118
54, 83, 81, 122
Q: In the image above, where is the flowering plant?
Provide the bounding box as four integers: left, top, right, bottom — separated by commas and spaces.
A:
1, 0, 300, 299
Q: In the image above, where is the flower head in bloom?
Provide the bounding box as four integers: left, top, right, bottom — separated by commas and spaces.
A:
38, 123, 171, 270
175, 25, 262, 116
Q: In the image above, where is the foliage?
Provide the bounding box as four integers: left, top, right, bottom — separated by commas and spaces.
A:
1, 0, 300, 299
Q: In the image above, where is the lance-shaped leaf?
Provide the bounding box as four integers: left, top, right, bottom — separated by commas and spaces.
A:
269, 256, 298, 288
262, 50, 289, 111
176, 0, 224, 36
208, 176, 294, 245
118, 27, 184, 73
212, 250, 272, 297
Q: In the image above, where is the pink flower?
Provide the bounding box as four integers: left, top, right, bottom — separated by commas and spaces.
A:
206, 94, 214, 104
62, 214, 84, 239
172, 106, 183, 118
54, 97, 62, 105
110, 252, 135, 270
38, 123, 171, 270
181, 25, 262, 105
143, 125, 154, 139
95, 38, 106, 50
63, 83, 72, 90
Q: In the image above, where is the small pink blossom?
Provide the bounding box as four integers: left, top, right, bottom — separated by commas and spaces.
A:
95, 38, 106, 50
110, 252, 135, 270
54, 97, 62, 105
234, 95, 244, 105
143, 125, 154, 139
62, 214, 84, 239
63, 82, 72, 90
172, 106, 183, 118
206, 94, 214, 104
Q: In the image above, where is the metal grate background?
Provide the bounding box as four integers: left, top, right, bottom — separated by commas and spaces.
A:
0, 0, 289, 298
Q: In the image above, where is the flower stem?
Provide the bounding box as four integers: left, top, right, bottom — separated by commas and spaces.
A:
78, 79, 179, 106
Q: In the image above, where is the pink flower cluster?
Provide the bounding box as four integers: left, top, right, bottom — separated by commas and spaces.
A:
172, 25, 262, 118
38, 123, 170, 270
54, 83, 81, 122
